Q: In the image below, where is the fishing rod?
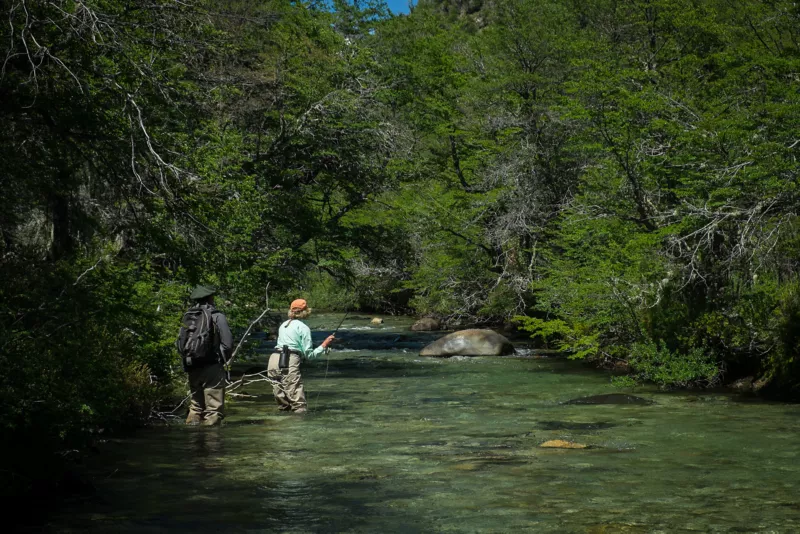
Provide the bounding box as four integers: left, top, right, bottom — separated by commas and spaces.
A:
321, 310, 349, 356
332, 310, 350, 336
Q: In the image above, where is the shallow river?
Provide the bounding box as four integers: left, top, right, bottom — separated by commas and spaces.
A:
46, 315, 800, 532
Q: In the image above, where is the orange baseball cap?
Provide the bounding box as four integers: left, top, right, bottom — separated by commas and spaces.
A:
290, 299, 308, 312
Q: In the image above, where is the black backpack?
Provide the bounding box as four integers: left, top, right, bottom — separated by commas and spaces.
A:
177, 305, 219, 369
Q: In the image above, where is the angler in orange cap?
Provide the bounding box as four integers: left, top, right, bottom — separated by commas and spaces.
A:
266, 299, 335, 413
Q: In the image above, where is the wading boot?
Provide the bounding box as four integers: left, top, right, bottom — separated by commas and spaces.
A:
201, 414, 223, 426
185, 412, 203, 425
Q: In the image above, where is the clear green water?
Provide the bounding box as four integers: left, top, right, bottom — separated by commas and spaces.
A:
47, 315, 800, 533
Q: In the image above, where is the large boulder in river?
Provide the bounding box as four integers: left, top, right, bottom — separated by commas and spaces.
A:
419, 329, 515, 357
411, 317, 441, 331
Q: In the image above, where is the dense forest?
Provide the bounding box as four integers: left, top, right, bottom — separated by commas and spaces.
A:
2, 0, 799, 494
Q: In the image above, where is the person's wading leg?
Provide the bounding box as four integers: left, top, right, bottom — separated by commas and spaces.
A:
202, 364, 226, 426
267, 353, 292, 411
186, 367, 206, 425
284, 354, 307, 413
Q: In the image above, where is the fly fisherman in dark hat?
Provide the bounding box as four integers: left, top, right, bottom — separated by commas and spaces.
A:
267, 299, 335, 414
176, 285, 233, 426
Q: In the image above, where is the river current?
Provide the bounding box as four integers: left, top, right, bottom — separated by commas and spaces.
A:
42, 315, 800, 532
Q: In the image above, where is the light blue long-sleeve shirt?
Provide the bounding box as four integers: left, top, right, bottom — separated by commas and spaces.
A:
274, 319, 325, 359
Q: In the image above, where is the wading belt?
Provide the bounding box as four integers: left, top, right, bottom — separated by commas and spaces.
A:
279, 345, 303, 369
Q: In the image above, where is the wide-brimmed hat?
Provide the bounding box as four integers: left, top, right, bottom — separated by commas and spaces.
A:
190, 285, 217, 300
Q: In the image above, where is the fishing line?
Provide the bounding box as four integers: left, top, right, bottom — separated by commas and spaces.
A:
312, 310, 349, 412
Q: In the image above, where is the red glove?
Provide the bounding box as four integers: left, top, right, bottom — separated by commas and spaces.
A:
321, 335, 335, 348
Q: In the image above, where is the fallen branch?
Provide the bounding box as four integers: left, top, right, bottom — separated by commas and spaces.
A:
227, 370, 282, 394
226, 282, 271, 370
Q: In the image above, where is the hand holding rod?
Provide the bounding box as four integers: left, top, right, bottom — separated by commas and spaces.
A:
322, 311, 349, 352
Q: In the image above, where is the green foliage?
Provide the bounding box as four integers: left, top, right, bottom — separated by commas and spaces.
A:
610, 375, 639, 389
0, 254, 185, 443
302, 271, 359, 312
515, 316, 602, 360
628, 341, 720, 388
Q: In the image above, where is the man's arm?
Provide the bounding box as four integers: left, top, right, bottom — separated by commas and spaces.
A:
214, 312, 234, 363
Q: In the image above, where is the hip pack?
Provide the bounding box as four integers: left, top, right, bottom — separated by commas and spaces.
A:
280, 345, 302, 368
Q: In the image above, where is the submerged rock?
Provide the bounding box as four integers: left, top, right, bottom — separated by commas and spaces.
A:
411, 317, 441, 331
540, 440, 588, 449
419, 329, 515, 357
563, 393, 654, 405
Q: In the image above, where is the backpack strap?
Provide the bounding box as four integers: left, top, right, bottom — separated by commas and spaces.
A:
205, 306, 220, 358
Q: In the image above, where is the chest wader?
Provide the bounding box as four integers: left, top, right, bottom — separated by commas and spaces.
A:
271, 345, 307, 412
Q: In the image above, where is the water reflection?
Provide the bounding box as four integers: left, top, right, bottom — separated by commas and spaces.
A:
188, 428, 223, 472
